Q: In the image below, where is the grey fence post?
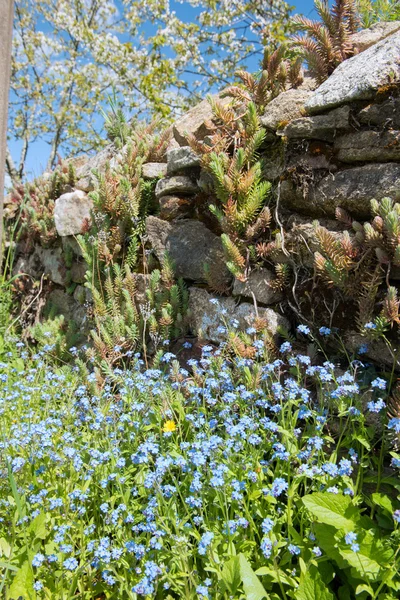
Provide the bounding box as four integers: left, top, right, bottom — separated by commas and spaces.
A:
0, 0, 14, 272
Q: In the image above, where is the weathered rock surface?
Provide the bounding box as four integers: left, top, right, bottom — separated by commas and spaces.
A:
133, 273, 150, 306
173, 94, 232, 145
358, 97, 400, 128
350, 20, 400, 52
155, 176, 199, 199
281, 163, 400, 218
159, 195, 192, 221
189, 287, 288, 343
142, 162, 167, 179
167, 146, 200, 174
282, 214, 354, 268
197, 169, 215, 193
232, 268, 283, 305
262, 144, 285, 181
45, 289, 88, 332
306, 31, 400, 113
261, 88, 313, 131
146, 216, 230, 283
34, 246, 67, 286
345, 332, 400, 370
54, 190, 93, 237
70, 261, 87, 284
75, 145, 114, 191
282, 106, 350, 141
334, 130, 400, 162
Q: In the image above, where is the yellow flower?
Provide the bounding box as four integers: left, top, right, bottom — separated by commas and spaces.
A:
163, 420, 176, 433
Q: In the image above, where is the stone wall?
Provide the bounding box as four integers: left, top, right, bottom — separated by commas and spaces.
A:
11, 23, 400, 362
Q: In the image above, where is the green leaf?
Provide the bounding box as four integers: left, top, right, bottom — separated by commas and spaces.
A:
221, 556, 241, 596
255, 566, 296, 587
29, 512, 47, 540
238, 554, 268, 600
0, 538, 11, 559
338, 531, 394, 582
302, 493, 358, 531
296, 567, 334, 600
8, 561, 35, 600
371, 493, 393, 514
313, 524, 347, 569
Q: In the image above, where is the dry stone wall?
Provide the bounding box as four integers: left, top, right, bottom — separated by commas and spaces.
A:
12, 23, 400, 358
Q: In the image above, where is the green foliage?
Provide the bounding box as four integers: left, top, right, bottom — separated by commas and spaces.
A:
79, 121, 186, 369
6, 161, 76, 250
9, 0, 292, 181
292, 0, 359, 84
223, 45, 304, 113
100, 90, 132, 149
190, 101, 273, 282
1, 326, 400, 598
357, 0, 400, 27
29, 315, 81, 361
313, 199, 400, 331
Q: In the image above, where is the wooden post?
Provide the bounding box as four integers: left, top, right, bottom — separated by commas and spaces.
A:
0, 0, 14, 271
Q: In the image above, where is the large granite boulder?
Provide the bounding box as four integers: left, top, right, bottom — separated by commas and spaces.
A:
282, 106, 350, 141
173, 93, 232, 146
189, 287, 288, 343
281, 163, 400, 219
350, 20, 400, 52
232, 268, 283, 305
142, 162, 167, 179
146, 216, 231, 283
167, 146, 200, 174
75, 145, 115, 192
261, 87, 313, 132
358, 97, 400, 128
334, 130, 400, 162
155, 176, 199, 199
54, 190, 93, 237
33, 246, 67, 286
305, 31, 400, 114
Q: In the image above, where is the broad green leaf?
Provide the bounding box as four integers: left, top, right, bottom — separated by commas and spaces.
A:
221, 556, 241, 596
0, 538, 11, 559
8, 561, 35, 600
29, 512, 47, 540
238, 554, 268, 600
302, 493, 358, 531
338, 532, 394, 582
371, 493, 393, 514
255, 566, 297, 588
313, 524, 347, 569
296, 567, 334, 600
356, 583, 375, 595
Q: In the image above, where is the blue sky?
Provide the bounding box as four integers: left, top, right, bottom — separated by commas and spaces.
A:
7, 0, 317, 183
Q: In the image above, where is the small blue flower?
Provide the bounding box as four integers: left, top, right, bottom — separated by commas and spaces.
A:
269, 477, 288, 497
371, 377, 386, 390
297, 325, 310, 335
367, 398, 386, 413
279, 342, 292, 353
288, 544, 300, 555
63, 557, 78, 571
32, 553, 45, 568
344, 532, 359, 553
319, 327, 331, 336
260, 536, 272, 558
261, 518, 274, 534
198, 532, 214, 555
